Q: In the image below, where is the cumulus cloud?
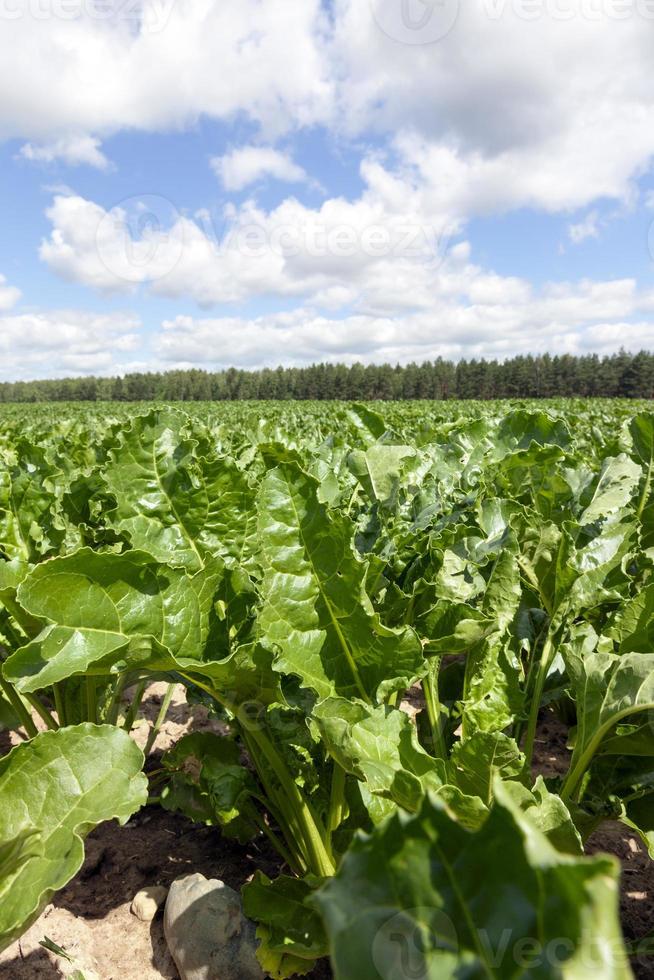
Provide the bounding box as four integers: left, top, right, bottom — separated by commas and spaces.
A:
8, 0, 654, 374
331, 1, 654, 213
154, 275, 654, 368
19, 135, 110, 170
0, 0, 332, 143
0, 310, 141, 379
0, 275, 21, 312
38, 168, 455, 310
2, 3, 654, 218
212, 146, 308, 191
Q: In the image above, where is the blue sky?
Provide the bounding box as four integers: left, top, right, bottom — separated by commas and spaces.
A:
1, 0, 654, 379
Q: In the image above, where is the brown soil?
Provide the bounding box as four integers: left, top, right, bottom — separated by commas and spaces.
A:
2, 694, 654, 978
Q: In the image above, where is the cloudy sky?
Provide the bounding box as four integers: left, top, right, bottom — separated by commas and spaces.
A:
2, 0, 654, 378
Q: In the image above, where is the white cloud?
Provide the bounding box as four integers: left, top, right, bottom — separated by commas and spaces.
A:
2, 3, 654, 219
330, 1, 654, 215
19, 135, 110, 170
568, 210, 601, 245
39, 169, 455, 310
0, 310, 141, 379
0, 1, 332, 143
212, 146, 308, 191
154, 275, 654, 368
0, 275, 21, 312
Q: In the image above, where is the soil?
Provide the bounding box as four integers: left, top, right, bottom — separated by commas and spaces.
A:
1, 693, 654, 978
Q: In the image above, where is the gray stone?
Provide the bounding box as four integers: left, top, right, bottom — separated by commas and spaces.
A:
164, 873, 263, 980
131, 885, 168, 922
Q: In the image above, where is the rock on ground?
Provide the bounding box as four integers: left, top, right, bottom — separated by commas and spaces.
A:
164, 873, 263, 980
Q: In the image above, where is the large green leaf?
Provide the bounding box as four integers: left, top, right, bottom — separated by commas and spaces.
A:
257, 462, 424, 703
3, 548, 221, 692
0, 724, 147, 951
103, 409, 256, 571
578, 454, 641, 525
313, 783, 630, 979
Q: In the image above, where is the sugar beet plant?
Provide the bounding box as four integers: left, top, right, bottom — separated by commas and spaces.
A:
2, 399, 654, 977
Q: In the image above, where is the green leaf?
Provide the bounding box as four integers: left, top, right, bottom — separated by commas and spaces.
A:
257, 462, 424, 703
493, 410, 572, 458
103, 408, 256, 571
312, 698, 446, 818
312, 782, 630, 979
500, 777, 583, 855
449, 732, 525, 806
347, 444, 416, 511
3, 548, 222, 692
606, 583, 654, 652
161, 732, 259, 841
242, 872, 328, 978
345, 404, 388, 445
578, 454, 641, 525
0, 724, 146, 951
419, 600, 494, 655
562, 625, 654, 801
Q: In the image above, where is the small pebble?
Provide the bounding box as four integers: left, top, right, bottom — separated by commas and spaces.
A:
131, 886, 169, 922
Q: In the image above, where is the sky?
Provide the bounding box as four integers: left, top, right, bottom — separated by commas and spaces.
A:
2, 0, 654, 379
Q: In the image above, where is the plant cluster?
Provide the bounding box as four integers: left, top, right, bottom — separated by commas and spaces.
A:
1, 399, 654, 977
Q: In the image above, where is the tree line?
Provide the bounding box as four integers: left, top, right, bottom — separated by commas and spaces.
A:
2, 351, 654, 402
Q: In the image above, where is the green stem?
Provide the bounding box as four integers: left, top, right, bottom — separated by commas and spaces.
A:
514, 621, 550, 745
523, 635, 554, 769
422, 663, 447, 759
86, 676, 97, 725
327, 763, 347, 833
516, 557, 553, 617
246, 802, 297, 870
637, 457, 654, 520
245, 724, 335, 877
105, 673, 129, 726
246, 748, 309, 876
346, 485, 360, 516
177, 672, 319, 875
0, 675, 38, 738
0, 594, 42, 641
561, 701, 654, 804
144, 683, 176, 755
53, 683, 67, 728
123, 680, 147, 732
24, 693, 58, 731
